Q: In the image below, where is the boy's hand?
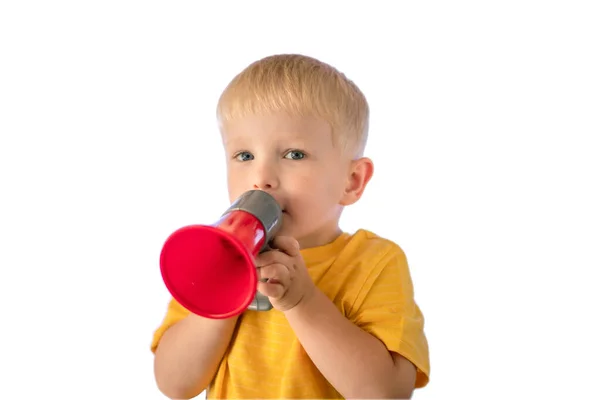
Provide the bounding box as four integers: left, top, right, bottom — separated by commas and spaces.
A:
255, 236, 316, 312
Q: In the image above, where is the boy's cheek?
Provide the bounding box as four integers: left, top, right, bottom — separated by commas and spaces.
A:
226, 175, 248, 192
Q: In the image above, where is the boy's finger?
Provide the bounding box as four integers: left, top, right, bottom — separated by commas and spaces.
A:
270, 236, 300, 257
255, 249, 289, 268
257, 263, 291, 286
257, 281, 285, 299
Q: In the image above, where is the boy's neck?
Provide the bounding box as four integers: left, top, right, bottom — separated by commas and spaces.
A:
297, 225, 343, 250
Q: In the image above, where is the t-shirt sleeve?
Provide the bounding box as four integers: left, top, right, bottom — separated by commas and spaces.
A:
150, 297, 191, 353
349, 245, 431, 388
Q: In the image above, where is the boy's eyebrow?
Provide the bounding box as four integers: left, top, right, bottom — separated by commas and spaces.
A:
223, 131, 310, 145
221, 134, 246, 146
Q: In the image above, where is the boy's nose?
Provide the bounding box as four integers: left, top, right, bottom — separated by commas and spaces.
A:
253, 166, 279, 190
253, 179, 278, 190
254, 182, 273, 189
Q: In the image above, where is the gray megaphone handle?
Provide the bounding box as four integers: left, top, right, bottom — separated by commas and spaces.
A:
222, 190, 283, 312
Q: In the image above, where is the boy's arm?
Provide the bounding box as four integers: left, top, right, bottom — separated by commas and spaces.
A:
153, 310, 238, 399
285, 289, 416, 399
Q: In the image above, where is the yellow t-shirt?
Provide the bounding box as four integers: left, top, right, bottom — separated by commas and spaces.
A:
151, 229, 430, 398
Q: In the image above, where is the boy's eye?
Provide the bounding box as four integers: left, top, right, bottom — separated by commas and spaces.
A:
235, 151, 254, 161
284, 150, 306, 160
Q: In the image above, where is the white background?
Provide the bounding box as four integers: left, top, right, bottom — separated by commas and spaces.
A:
1, 1, 599, 399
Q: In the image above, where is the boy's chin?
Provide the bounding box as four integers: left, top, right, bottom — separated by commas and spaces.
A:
274, 215, 298, 238
275, 222, 293, 237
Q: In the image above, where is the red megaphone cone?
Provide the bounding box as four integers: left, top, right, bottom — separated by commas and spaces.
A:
159, 190, 282, 319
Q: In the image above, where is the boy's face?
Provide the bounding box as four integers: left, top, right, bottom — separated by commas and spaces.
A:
221, 112, 369, 249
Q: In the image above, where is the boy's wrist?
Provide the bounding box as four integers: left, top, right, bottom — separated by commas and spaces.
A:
283, 285, 322, 317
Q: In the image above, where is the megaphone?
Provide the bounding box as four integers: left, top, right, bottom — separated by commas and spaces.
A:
159, 190, 283, 319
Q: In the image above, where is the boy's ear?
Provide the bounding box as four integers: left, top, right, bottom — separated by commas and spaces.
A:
340, 157, 374, 206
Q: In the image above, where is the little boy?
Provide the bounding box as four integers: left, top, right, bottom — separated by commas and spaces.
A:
151, 54, 430, 399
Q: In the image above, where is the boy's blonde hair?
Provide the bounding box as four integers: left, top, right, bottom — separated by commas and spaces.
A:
216, 54, 369, 157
